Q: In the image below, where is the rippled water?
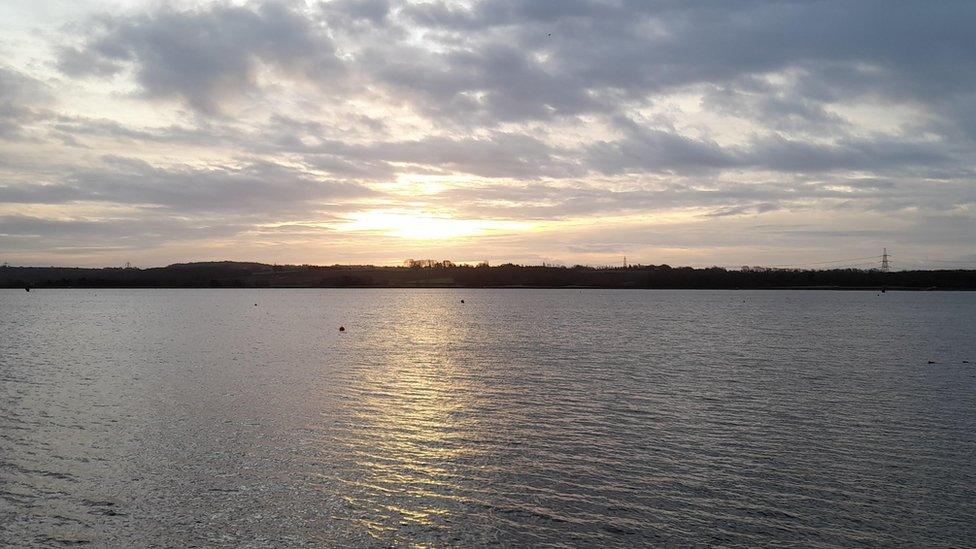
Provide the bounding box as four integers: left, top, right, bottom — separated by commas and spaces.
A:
1, 289, 974, 547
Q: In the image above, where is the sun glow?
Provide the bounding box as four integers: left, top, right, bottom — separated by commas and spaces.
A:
341, 210, 528, 240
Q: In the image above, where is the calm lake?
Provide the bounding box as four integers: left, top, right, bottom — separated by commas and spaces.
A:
1, 289, 974, 547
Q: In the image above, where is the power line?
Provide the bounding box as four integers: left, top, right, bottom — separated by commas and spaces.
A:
767, 255, 882, 268
892, 257, 976, 265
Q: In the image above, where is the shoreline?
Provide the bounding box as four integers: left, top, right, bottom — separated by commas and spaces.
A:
5, 263, 975, 291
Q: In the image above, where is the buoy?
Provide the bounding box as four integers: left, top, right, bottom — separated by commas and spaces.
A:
339, 326, 345, 332
460, 299, 465, 303
24, 287, 30, 292
254, 303, 258, 306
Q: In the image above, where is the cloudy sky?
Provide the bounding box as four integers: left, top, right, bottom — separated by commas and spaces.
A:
2, 0, 975, 268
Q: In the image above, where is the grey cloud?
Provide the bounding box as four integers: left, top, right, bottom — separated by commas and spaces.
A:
301, 154, 396, 181
385, 1, 976, 126
60, 2, 343, 114
52, 116, 227, 147
324, 0, 391, 24
0, 213, 253, 254
424, 171, 976, 221
57, 46, 123, 78
586, 126, 734, 175
356, 132, 582, 179
0, 213, 240, 240
49, 1, 976, 175
0, 157, 369, 258
705, 203, 781, 218
0, 183, 87, 204
425, 182, 798, 220
0, 67, 50, 140
700, 78, 849, 133
742, 135, 957, 174
49, 108, 963, 181
53, 0, 976, 131
1, 157, 374, 214
257, 129, 582, 179
367, 42, 604, 123
47, 113, 575, 181
76, 157, 373, 213
587, 115, 962, 176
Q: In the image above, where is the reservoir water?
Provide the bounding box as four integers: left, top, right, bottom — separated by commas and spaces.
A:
1, 289, 974, 547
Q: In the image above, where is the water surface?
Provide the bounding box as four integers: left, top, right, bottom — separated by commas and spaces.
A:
1, 289, 974, 546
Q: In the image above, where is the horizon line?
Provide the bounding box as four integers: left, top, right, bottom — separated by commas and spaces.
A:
3, 259, 974, 273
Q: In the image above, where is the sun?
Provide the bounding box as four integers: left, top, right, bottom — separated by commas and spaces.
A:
341, 210, 525, 240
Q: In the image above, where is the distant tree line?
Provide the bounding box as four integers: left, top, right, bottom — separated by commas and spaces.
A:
2, 261, 974, 289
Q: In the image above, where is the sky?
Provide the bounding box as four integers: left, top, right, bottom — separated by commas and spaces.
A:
1, 0, 975, 269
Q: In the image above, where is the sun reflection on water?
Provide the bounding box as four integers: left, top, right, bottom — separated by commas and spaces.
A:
328, 294, 489, 541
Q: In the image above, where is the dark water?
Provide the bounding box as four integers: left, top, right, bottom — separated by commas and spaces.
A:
1, 289, 974, 547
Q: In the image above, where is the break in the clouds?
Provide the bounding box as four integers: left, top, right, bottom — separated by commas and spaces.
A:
1, 0, 975, 268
